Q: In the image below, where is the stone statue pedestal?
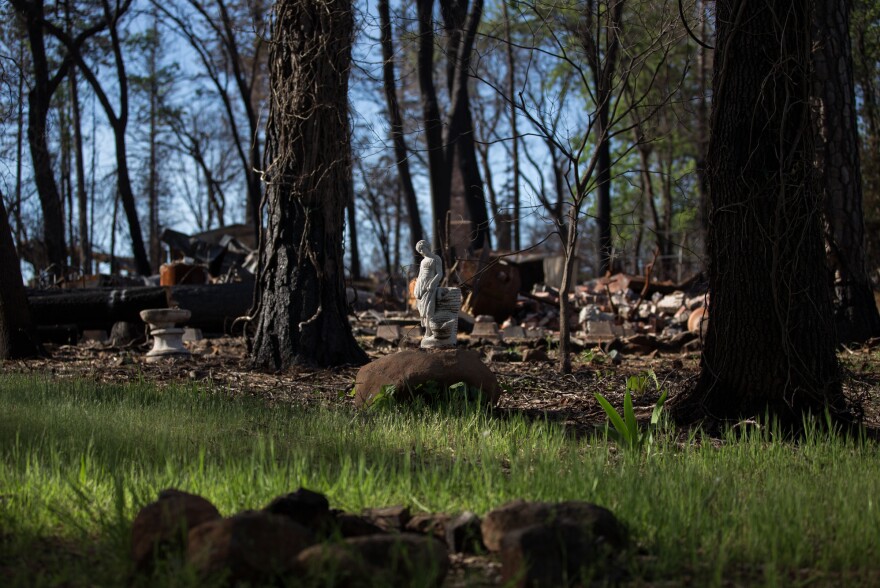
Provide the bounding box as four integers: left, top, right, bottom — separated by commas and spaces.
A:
140, 308, 192, 362
421, 287, 461, 349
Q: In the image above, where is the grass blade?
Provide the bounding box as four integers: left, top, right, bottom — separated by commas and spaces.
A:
624, 389, 638, 441
651, 389, 668, 426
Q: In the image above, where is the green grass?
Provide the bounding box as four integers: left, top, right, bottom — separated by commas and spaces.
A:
1, 373, 880, 586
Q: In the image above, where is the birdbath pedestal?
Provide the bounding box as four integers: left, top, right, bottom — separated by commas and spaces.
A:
139, 308, 192, 362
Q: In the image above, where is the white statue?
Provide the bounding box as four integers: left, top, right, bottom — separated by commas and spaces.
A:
414, 240, 442, 338
414, 240, 461, 348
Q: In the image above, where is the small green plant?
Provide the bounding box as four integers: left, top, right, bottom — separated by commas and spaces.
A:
624, 369, 658, 397
368, 384, 399, 410
595, 371, 667, 453
579, 348, 605, 365
367, 380, 487, 411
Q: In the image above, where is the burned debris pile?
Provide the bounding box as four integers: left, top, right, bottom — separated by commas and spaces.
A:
24, 233, 706, 365
352, 252, 708, 363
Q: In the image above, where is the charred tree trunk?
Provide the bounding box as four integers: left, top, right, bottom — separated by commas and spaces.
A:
811, 0, 880, 343
695, 0, 711, 243
45, 0, 151, 276
852, 3, 880, 270
502, 0, 521, 251
416, 0, 450, 252
147, 10, 162, 274
673, 0, 846, 427
453, 107, 491, 251
250, 0, 367, 369
441, 0, 490, 251
215, 0, 264, 237
26, 283, 252, 333
347, 178, 361, 281
70, 67, 90, 273
14, 33, 26, 246
595, 100, 613, 274
378, 0, 425, 256
112, 124, 151, 276
60, 83, 74, 267
580, 0, 624, 276
105, 1, 150, 277
636, 140, 671, 278
15, 0, 68, 271
0, 194, 39, 359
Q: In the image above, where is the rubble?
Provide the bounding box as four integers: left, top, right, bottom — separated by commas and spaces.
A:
344, 263, 706, 362
160, 226, 256, 282
35, 231, 705, 363
471, 316, 501, 341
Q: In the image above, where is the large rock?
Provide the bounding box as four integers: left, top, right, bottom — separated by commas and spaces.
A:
131, 488, 221, 571
445, 511, 484, 554
481, 500, 627, 553
405, 513, 449, 543
263, 487, 333, 534
361, 505, 411, 532
521, 347, 549, 363
294, 543, 372, 587
186, 510, 315, 584
296, 533, 449, 588
500, 521, 600, 588
332, 513, 387, 538
353, 349, 501, 408
110, 321, 144, 347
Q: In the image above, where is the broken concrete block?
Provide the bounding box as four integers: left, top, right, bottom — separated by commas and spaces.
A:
685, 295, 706, 310
585, 321, 635, 343
375, 324, 403, 344
400, 324, 424, 342
655, 292, 685, 314
82, 329, 108, 343
501, 325, 526, 340
578, 305, 614, 324
471, 318, 501, 341
586, 321, 615, 339
525, 328, 545, 340
183, 328, 203, 342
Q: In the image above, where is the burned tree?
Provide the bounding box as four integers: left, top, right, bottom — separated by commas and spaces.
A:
673, 0, 848, 426
482, 0, 679, 373
0, 193, 38, 359
811, 0, 880, 343
250, 0, 367, 369
415, 0, 491, 252
378, 0, 425, 254
10, 0, 107, 272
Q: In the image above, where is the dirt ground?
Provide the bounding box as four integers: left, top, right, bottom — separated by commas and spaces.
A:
5, 335, 880, 430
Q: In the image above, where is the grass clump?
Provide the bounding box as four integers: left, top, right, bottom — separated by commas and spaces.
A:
1, 373, 879, 586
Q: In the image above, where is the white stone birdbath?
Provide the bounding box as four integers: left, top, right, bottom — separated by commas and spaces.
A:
139, 308, 192, 362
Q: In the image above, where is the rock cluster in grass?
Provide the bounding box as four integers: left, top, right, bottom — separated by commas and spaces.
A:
130, 488, 627, 587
